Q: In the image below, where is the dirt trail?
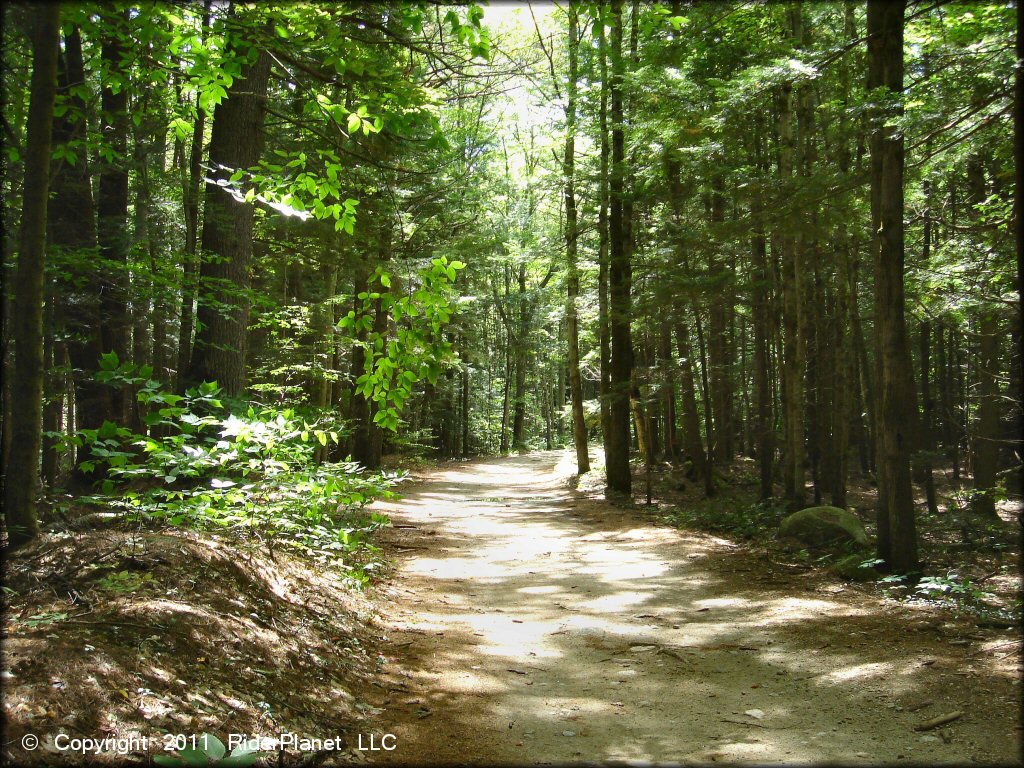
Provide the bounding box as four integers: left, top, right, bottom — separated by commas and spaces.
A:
365, 452, 1020, 765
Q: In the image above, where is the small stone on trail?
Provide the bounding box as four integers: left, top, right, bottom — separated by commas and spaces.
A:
562, 730, 576, 737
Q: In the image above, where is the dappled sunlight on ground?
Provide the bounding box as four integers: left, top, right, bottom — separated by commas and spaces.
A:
369, 450, 1021, 765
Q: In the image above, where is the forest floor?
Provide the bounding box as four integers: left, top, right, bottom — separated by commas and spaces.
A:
3, 450, 1021, 766
363, 450, 1022, 766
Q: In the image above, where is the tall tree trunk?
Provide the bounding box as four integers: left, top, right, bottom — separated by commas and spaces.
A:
751, 168, 774, 501
868, 0, 919, 573
177, 0, 212, 389
48, 26, 111, 466
832, 8, 856, 508
971, 309, 1002, 517
563, 6, 589, 474
605, 0, 632, 497
187, 25, 271, 395
461, 329, 470, 458
658, 319, 678, 461
675, 318, 714, 497
349, 257, 372, 463
707, 174, 730, 464
778, 75, 805, 510
97, 14, 132, 421
512, 266, 529, 450
1015, 0, 1024, 503
597, 10, 612, 454
3, 4, 60, 548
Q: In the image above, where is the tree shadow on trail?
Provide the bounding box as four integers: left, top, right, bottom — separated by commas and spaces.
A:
372, 452, 1021, 766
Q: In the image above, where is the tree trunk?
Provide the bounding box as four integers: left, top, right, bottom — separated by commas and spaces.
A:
1015, 0, 1024, 503
563, 5, 589, 474
597, 11, 612, 454
751, 172, 774, 500
187, 26, 271, 395
707, 173, 731, 464
675, 318, 714, 497
177, 0, 212, 389
97, 14, 133, 423
971, 309, 1002, 517
868, 0, 919, 573
778, 76, 805, 510
3, 4, 60, 548
48, 26, 112, 462
605, 0, 632, 497
659, 319, 678, 461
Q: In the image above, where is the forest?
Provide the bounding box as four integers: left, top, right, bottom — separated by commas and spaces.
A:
2, 1, 1022, 765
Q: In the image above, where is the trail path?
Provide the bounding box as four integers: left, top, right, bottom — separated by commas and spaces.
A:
365, 452, 1020, 765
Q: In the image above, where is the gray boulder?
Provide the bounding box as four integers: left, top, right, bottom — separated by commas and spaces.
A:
779, 506, 868, 549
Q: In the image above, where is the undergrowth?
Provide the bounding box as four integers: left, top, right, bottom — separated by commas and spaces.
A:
48, 353, 401, 587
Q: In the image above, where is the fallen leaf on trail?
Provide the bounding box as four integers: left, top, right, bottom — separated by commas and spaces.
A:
744, 709, 765, 720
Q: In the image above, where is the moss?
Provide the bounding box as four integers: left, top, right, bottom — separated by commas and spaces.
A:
779, 505, 869, 548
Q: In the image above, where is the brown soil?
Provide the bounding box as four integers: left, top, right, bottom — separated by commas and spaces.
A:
3, 527, 385, 765
363, 451, 1022, 766
3, 451, 1020, 767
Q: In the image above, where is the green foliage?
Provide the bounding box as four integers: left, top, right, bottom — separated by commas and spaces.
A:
339, 257, 465, 431
97, 570, 154, 594
663, 495, 789, 540
59, 370, 400, 587
13, 611, 69, 630
154, 733, 259, 767
878, 571, 1005, 620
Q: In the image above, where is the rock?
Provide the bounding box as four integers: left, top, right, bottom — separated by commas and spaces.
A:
779, 506, 868, 549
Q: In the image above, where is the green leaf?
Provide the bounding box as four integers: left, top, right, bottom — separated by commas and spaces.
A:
99, 351, 120, 371
178, 748, 210, 767
200, 734, 226, 761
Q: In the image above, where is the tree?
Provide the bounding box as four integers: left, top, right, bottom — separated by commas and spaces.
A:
187, 10, 272, 395
3, 4, 60, 548
868, 0, 919, 573
96, 10, 132, 420
605, 0, 632, 498
562, 5, 589, 474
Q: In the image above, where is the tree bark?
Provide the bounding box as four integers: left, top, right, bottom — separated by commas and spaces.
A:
563, 6, 589, 474
971, 309, 1002, 517
187, 24, 271, 395
597, 9, 612, 454
675, 318, 714, 497
96, 13, 132, 422
48, 26, 112, 464
868, 0, 919, 573
1015, 0, 1024, 503
751, 170, 774, 501
605, 0, 632, 497
778, 75, 805, 510
3, 4, 60, 548
177, 0, 212, 389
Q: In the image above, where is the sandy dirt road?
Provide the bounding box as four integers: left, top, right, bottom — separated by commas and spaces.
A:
363, 451, 1020, 765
